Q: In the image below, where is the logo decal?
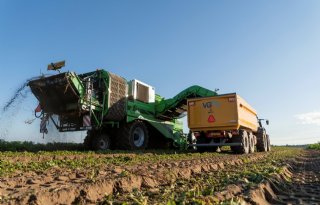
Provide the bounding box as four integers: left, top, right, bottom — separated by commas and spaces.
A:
202, 100, 220, 109
203, 100, 220, 114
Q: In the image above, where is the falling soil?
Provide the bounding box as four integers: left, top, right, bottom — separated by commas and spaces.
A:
0, 79, 30, 141
0, 75, 76, 143
2, 78, 34, 113
0, 77, 41, 141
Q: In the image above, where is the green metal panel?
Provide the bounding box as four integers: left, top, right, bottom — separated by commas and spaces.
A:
127, 116, 187, 148
76, 69, 127, 126
126, 99, 187, 147
126, 100, 156, 122
67, 72, 85, 98
148, 120, 187, 148
97, 70, 110, 117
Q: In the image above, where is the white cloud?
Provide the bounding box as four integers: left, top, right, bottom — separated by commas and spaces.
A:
295, 112, 320, 126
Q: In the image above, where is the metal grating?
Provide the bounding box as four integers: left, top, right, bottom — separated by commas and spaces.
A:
104, 72, 128, 121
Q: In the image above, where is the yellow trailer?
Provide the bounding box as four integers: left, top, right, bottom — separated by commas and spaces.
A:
187, 93, 270, 154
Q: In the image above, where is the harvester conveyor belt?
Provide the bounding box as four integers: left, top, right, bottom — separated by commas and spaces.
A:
156, 85, 217, 120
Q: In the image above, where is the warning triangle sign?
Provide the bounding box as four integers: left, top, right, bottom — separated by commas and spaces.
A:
208, 115, 215, 123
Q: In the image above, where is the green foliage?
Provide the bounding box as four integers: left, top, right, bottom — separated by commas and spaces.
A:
0, 139, 84, 152
307, 142, 320, 150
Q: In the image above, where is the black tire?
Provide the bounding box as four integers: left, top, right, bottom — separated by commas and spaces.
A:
92, 133, 111, 151
232, 130, 249, 154
266, 134, 271, 152
117, 121, 149, 150
248, 132, 255, 153
256, 129, 268, 152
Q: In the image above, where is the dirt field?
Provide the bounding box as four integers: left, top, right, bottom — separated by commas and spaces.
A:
0, 147, 319, 205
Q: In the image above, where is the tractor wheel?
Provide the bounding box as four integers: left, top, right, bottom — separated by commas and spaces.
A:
92, 133, 111, 151
248, 132, 255, 153
256, 131, 268, 152
117, 121, 149, 150
232, 130, 249, 154
266, 135, 271, 152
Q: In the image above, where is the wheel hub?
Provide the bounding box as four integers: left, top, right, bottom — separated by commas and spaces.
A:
133, 127, 145, 147
98, 139, 108, 150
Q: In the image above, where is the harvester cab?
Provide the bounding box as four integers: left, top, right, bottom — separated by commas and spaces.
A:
258, 118, 269, 128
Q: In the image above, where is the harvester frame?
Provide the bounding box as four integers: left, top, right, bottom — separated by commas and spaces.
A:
29, 68, 217, 150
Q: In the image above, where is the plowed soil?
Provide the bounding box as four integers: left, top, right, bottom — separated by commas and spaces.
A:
0, 147, 319, 205
243, 150, 320, 205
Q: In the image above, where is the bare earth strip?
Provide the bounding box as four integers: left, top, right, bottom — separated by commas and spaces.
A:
0, 147, 318, 205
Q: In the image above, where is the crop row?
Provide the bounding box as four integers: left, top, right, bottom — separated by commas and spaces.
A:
0, 144, 300, 178
108, 147, 302, 204
0, 148, 228, 176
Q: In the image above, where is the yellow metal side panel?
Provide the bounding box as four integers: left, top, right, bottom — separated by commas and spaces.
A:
187, 94, 239, 131
236, 95, 259, 132
187, 93, 259, 132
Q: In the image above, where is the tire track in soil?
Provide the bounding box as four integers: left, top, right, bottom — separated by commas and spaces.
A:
245, 150, 320, 205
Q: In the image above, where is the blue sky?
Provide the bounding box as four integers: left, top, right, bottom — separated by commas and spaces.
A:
0, 0, 320, 144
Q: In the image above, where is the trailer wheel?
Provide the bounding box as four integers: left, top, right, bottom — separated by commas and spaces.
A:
266, 135, 271, 152
248, 132, 255, 153
118, 121, 149, 150
232, 130, 249, 154
92, 133, 111, 151
256, 129, 268, 152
